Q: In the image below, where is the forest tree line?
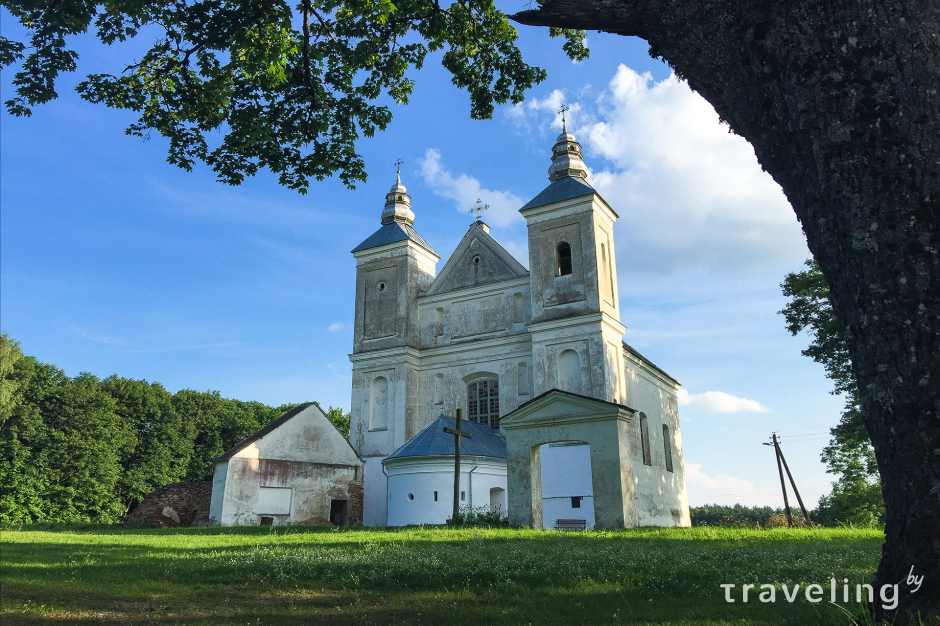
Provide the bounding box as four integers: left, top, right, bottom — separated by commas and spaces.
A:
0, 333, 349, 524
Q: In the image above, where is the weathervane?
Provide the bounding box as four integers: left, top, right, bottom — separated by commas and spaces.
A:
469, 198, 490, 220
558, 103, 570, 131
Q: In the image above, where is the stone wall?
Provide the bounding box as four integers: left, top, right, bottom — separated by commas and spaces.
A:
127, 481, 212, 527
347, 482, 364, 526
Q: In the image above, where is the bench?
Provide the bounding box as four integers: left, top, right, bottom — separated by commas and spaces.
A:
555, 519, 587, 531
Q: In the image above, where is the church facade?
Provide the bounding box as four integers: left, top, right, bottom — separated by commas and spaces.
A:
349, 126, 690, 528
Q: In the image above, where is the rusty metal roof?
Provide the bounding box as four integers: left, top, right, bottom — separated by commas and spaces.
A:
384, 415, 506, 461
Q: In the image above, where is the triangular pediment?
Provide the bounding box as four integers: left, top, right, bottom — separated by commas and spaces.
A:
425, 222, 528, 296
500, 389, 636, 430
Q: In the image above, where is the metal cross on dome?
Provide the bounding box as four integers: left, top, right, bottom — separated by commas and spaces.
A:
558, 103, 570, 129
394, 157, 404, 174
469, 198, 489, 220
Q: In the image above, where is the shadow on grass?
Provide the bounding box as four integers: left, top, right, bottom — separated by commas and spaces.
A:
2, 527, 886, 626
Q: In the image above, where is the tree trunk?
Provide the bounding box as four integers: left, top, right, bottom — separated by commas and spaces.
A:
512, 0, 940, 618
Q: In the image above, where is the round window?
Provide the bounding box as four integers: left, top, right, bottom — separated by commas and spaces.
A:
378, 281, 386, 292
472, 256, 481, 265
408, 493, 414, 501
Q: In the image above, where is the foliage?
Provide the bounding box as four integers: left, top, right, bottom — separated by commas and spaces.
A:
0, 333, 337, 522
0, 333, 24, 427
102, 376, 196, 513
446, 504, 509, 527
780, 259, 884, 526
0, 0, 584, 191
689, 503, 780, 527
813, 479, 885, 529
763, 513, 814, 530
325, 405, 350, 438
1, 525, 904, 625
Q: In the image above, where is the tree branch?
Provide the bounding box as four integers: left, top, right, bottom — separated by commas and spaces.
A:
509, 0, 647, 37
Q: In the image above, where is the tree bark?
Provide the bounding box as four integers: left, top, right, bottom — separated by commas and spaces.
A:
512, 0, 940, 618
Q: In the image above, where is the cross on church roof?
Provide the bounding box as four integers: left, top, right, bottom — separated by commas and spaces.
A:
469, 198, 490, 220
558, 103, 570, 130
394, 157, 404, 173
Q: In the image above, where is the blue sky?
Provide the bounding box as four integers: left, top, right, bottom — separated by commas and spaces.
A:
1, 12, 844, 508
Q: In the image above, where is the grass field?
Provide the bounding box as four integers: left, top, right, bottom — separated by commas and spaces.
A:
0, 525, 898, 625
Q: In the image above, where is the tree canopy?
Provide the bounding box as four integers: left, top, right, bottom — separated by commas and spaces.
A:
0, 333, 350, 523
0, 0, 584, 191
780, 259, 883, 528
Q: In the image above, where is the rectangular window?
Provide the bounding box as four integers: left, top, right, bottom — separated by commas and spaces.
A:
461, 491, 466, 501
640, 415, 652, 466
434, 491, 438, 501
467, 378, 500, 429
571, 496, 582, 509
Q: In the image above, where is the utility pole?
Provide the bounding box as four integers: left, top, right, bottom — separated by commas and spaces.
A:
766, 434, 793, 527
775, 435, 812, 525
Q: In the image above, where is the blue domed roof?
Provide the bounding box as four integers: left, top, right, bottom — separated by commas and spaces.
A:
385, 415, 506, 461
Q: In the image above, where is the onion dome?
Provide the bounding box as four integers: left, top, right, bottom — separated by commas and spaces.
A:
547, 118, 589, 182
381, 171, 415, 226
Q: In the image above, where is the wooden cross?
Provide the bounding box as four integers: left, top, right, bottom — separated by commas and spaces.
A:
469, 198, 489, 220
443, 408, 472, 522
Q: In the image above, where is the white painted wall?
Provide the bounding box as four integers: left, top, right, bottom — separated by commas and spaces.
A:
385, 456, 507, 526
362, 456, 389, 526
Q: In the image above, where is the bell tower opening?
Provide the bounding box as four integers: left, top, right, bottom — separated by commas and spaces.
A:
556, 242, 573, 277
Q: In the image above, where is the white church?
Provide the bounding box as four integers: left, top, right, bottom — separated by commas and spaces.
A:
349, 124, 691, 529
208, 123, 690, 529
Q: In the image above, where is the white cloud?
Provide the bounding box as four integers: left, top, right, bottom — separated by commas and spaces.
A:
508, 66, 807, 278
506, 89, 595, 138
678, 388, 770, 414
416, 149, 524, 228
684, 463, 774, 506
328, 322, 344, 332
685, 463, 756, 491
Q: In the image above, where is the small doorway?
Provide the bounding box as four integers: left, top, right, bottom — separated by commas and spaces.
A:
329, 499, 348, 526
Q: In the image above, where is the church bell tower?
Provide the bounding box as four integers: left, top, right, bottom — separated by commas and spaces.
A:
521, 116, 626, 403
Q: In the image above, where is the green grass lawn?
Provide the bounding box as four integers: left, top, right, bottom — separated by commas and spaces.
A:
0, 525, 892, 625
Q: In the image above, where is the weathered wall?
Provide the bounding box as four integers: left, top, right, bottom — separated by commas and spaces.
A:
521, 195, 618, 324
348, 174, 688, 529
503, 400, 635, 530
210, 404, 364, 526
623, 351, 690, 527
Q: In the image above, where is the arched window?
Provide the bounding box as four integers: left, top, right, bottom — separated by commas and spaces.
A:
370, 377, 388, 430
467, 378, 499, 429
663, 424, 674, 472
556, 242, 572, 277
558, 349, 581, 394
639, 413, 651, 466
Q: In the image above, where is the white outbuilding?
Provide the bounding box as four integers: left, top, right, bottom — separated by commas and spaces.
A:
383, 415, 507, 526
209, 402, 364, 527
